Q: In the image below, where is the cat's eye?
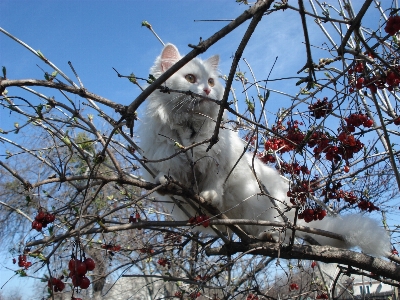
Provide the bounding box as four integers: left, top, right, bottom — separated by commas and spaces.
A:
208, 78, 215, 87
185, 74, 196, 83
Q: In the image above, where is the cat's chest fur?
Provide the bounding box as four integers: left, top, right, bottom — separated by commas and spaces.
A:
160, 117, 223, 185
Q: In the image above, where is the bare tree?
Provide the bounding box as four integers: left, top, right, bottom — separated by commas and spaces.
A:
0, 1, 399, 299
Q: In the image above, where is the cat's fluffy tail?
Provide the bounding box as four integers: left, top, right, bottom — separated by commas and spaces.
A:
298, 214, 391, 257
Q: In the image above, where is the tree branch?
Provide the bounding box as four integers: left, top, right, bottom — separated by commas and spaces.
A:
206, 241, 400, 282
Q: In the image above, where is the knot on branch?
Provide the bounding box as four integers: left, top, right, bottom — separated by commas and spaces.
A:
159, 86, 171, 94
114, 104, 127, 115
188, 41, 207, 53
206, 135, 219, 152
24, 182, 33, 191
113, 105, 137, 137
47, 97, 56, 108
78, 87, 87, 97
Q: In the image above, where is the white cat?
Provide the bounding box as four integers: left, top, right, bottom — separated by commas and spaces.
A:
139, 44, 391, 257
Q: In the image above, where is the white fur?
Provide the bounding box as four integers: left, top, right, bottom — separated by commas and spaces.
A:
139, 44, 390, 257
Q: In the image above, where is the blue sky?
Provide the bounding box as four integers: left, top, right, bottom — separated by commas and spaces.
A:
0, 0, 329, 120
0, 0, 397, 298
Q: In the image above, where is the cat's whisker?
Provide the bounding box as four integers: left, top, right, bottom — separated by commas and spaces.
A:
172, 96, 188, 113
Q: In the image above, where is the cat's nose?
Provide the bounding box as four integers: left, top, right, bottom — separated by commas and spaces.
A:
203, 88, 211, 95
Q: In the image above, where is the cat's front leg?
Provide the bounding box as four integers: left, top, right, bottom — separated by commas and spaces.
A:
199, 190, 220, 204
199, 180, 224, 208
155, 172, 169, 185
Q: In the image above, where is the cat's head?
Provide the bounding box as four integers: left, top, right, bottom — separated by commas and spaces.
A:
148, 44, 224, 125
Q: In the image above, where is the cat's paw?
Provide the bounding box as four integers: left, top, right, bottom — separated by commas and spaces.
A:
258, 231, 278, 242
155, 173, 169, 186
200, 190, 220, 205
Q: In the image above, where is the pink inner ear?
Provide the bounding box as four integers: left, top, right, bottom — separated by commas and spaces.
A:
161, 44, 180, 71
205, 55, 219, 70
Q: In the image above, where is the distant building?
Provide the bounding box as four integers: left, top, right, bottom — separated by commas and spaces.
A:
350, 275, 394, 297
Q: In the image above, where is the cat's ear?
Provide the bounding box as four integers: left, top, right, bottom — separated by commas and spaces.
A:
205, 55, 220, 70
161, 44, 181, 72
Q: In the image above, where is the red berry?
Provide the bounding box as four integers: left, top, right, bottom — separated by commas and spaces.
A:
48, 277, 58, 288
32, 220, 43, 231
202, 216, 210, 228
79, 276, 90, 289
84, 258, 96, 271
343, 165, 350, 173
196, 215, 205, 224
356, 77, 364, 84
68, 258, 77, 271
71, 275, 82, 287
247, 294, 259, 300
35, 210, 46, 221
363, 119, 373, 128
45, 213, 55, 223
76, 261, 87, 275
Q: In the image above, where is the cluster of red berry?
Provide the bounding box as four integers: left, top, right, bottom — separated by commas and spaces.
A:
101, 244, 121, 252
246, 294, 259, 300
358, 199, 380, 212
344, 113, 374, 131
348, 62, 364, 75
267, 120, 364, 165
264, 137, 285, 152
47, 277, 65, 292
194, 274, 210, 282
348, 65, 400, 93
278, 162, 310, 176
174, 291, 183, 298
298, 207, 327, 223
157, 258, 170, 268
287, 180, 316, 205
308, 97, 333, 119
32, 208, 55, 232
68, 257, 96, 290
347, 62, 371, 92
385, 15, 400, 35
129, 212, 141, 223
322, 183, 380, 212
321, 182, 342, 200
385, 70, 400, 89
316, 293, 329, 299
139, 247, 155, 254
188, 214, 210, 228
337, 132, 364, 160
341, 191, 358, 204
307, 130, 363, 163
266, 121, 305, 154
189, 291, 202, 299
258, 152, 276, 164
244, 133, 257, 146
13, 254, 32, 269
289, 283, 300, 291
